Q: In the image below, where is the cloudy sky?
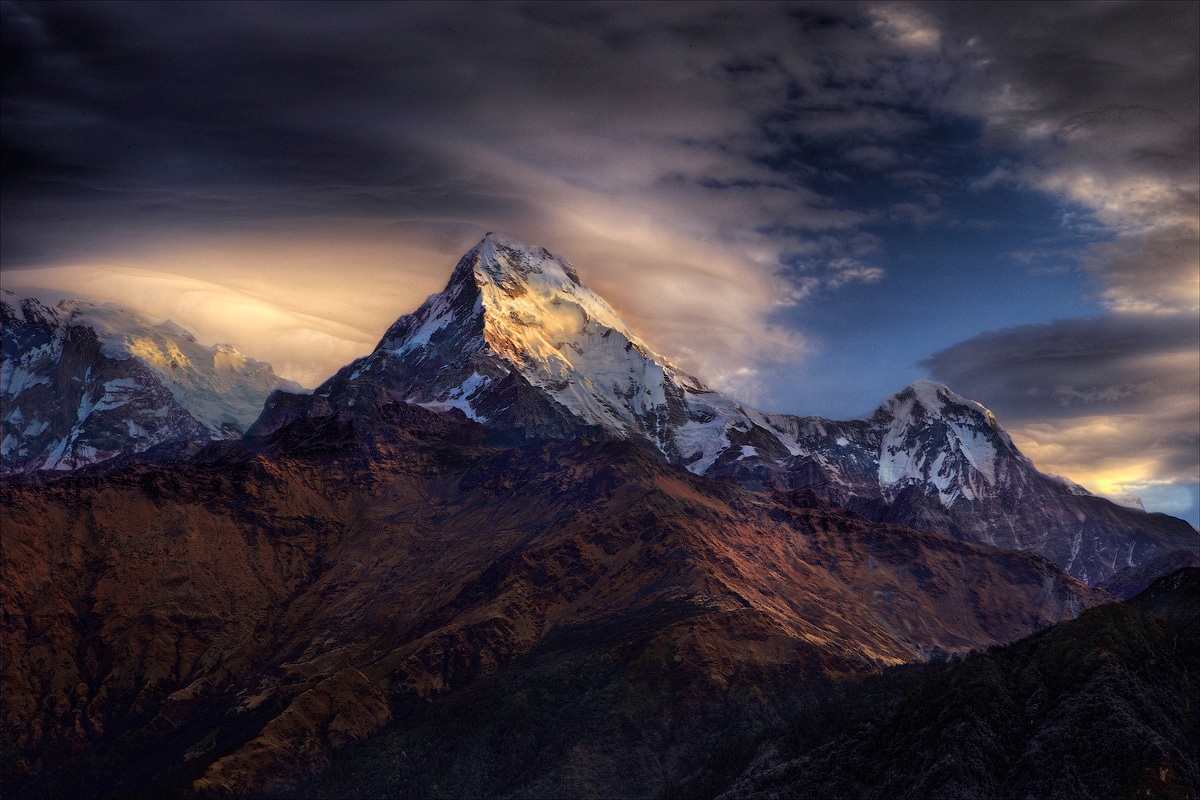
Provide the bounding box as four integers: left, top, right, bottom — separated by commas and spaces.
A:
2, 1, 1197, 524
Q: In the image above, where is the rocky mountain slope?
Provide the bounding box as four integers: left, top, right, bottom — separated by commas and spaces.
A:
705, 568, 1200, 800
248, 234, 1196, 583
1, 399, 1107, 798
1, 290, 302, 474
1098, 549, 1200, 598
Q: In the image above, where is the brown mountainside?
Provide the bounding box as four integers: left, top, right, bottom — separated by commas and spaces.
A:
2, 403, 1109, 797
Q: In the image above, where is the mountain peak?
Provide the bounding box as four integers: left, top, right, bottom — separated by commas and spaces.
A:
866, 378, 1030, 509
479, 231, 581, 280
888, 379, 1002, 429
371, 233, 659, 376
154, 318, 197, 342
467, 235, 649, 362
310, 234, 741, 458
908, 379, 952, 406
902, 379, 974, 410
444, 233, 584, 299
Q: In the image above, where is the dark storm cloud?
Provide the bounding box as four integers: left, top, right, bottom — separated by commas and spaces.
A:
4, 1, 1195, 266
0, 2, 965, 270
1, 1, 540, 260
929, 1, 1200, 313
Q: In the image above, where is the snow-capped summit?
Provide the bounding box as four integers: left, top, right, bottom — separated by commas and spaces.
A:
1, 290, 302, 474
758, 379, 1197, 582
873, 380, 1037, 506
750, 380, 1042, 506
298, 233, 776, 467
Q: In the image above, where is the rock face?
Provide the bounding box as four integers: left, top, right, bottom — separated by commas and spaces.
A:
1, 401, 1108, 798
1098, 550, 1200, 598
249, 235, 1196, 584
1, 291, 303, 475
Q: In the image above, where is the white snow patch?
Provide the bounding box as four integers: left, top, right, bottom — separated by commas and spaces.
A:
21, 419, 49, 438
76, 392, 96, 422
94, 377, 140, 411
748, 409, 805, 456
417, 371, 492, 421
675, 418, 729, 474
42, 433, 73, 468
674, 391, 751, 474
390, 292, 458, 356
2, 363, 51, 394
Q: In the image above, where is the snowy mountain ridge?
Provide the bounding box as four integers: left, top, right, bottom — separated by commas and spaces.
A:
1, 290, 302, 473
252, 234, 1195, 583
306, 235, 1044, 502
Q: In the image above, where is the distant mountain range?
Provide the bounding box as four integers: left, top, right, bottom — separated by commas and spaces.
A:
2, 235, 1196, 798
246, 234, 1197, 583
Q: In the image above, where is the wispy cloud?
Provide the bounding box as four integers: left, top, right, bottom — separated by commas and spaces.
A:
932, 2, 1199, 314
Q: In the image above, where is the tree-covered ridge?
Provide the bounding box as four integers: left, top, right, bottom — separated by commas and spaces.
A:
712, 568, 1199, 800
